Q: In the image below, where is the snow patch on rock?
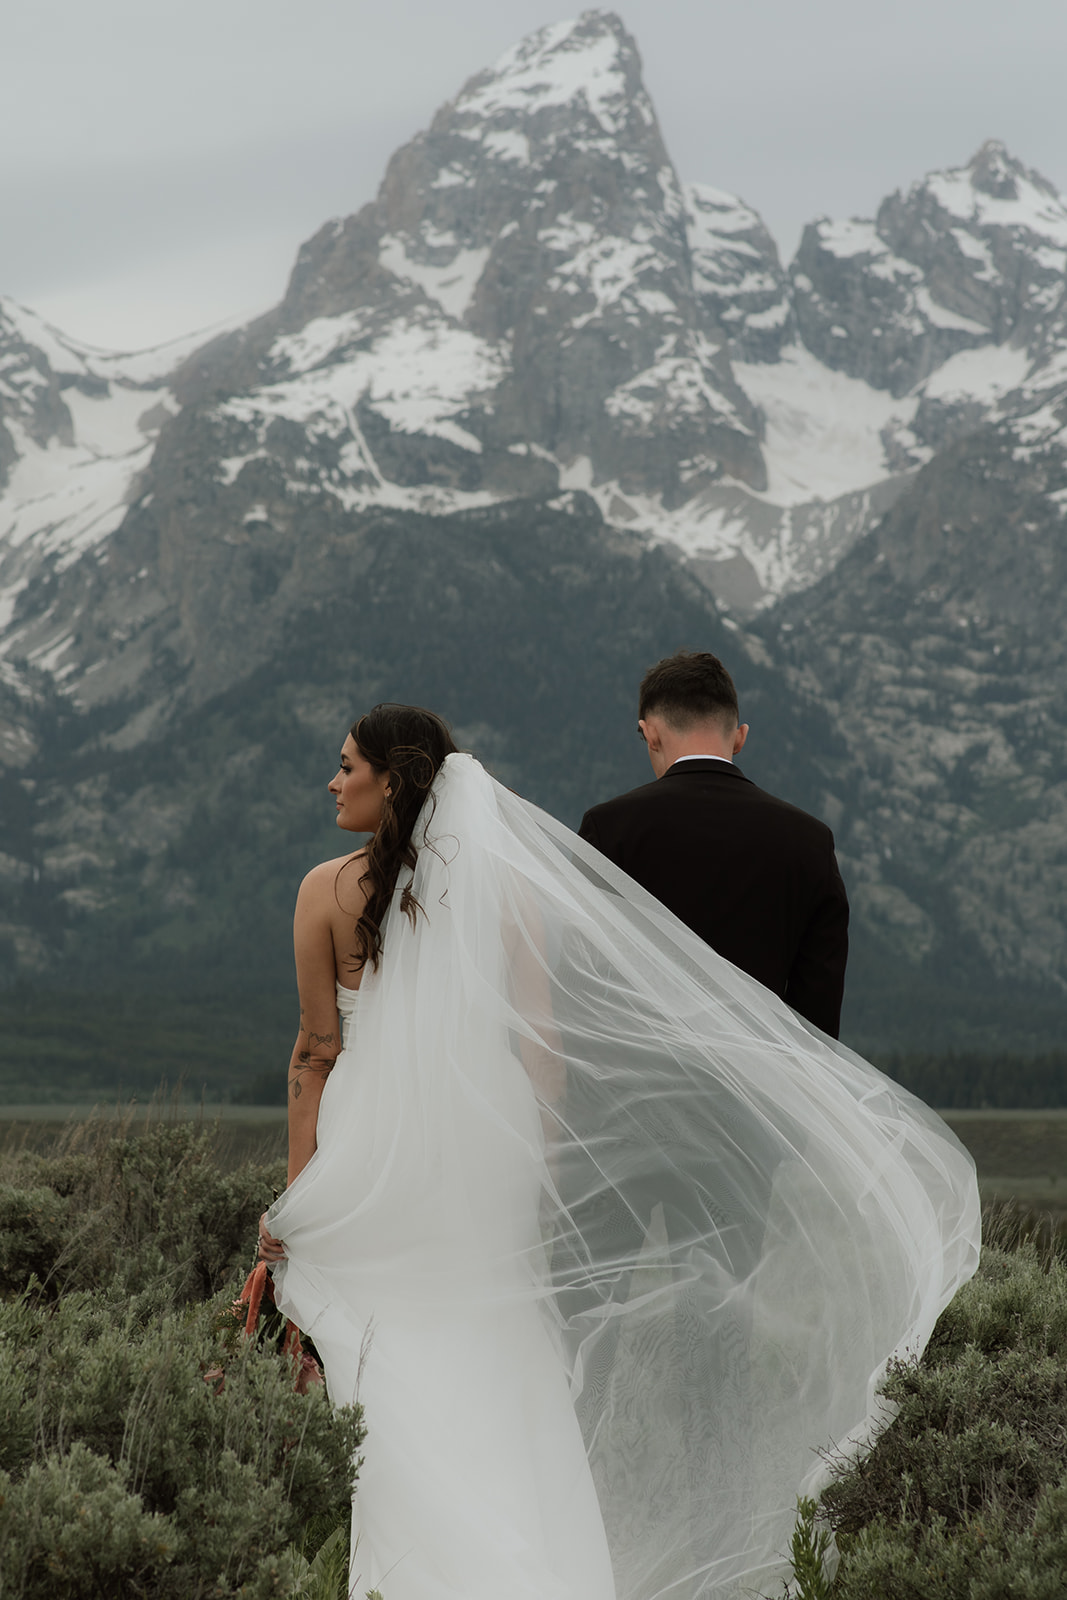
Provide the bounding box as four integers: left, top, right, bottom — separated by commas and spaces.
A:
736, 346, 917, 502
924, 344, 1032, 404
379, 237, 491, 322
226, 314, 505, 452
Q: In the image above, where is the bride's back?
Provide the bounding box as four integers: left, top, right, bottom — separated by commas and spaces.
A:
301, 848, 372, 991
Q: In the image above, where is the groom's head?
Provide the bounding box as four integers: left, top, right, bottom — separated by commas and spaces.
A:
638, 651, 748, 777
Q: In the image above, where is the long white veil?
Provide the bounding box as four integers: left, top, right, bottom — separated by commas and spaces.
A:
269, 753, 980, 1599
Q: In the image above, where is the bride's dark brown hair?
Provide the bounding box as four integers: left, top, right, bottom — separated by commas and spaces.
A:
343, 703, 458, 973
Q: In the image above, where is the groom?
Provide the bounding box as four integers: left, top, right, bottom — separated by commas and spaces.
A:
579, 649, 849, 1037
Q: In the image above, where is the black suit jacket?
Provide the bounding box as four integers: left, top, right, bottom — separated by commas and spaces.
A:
579, 760, 849, 1037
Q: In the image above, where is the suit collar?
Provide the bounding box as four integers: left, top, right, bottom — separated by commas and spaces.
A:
663, 758, 750, 781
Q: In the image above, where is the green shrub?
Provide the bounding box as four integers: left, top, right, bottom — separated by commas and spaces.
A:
0, 1184, 70, 1296
0, 1442, 176, 1599
0, 1116, 285, 1307
784, 1496, 834, 1599
818, 1236, 1067, 1597
0, 1119, 360, 1599
0, 1287, 363, 1599
288, 1522, 351, 1600
825, 1484, 1067, 1600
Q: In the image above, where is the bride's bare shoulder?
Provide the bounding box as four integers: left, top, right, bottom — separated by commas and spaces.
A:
303, 847, 367, 877
298, 849, 368, 903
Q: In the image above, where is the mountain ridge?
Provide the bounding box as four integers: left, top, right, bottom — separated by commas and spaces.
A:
1, 9, 1066, 1055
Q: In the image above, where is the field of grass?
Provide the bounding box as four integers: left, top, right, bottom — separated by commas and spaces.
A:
0, 1101, 287, 1167
3, 1104, 1062, 1210
941, 1109, 1067, 1217
0, 988, 294, 1106
7, 982, 1066, 1113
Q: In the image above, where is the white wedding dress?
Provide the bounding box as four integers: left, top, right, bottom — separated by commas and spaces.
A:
268, 754, 980, 1600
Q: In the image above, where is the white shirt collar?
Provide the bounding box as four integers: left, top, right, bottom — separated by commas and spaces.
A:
670, 754, 733, 766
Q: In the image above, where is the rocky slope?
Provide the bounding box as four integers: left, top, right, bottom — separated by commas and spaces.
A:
767, 419, 1067, 1039
1, 9, 1066, 1054
762, 141, 1067, 1035
0, 492, 841, 994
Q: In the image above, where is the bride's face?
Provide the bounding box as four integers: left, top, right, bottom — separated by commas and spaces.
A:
329, 734, 391, 833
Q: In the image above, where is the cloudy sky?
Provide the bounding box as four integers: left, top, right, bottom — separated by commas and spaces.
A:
4, 0, 1065, 351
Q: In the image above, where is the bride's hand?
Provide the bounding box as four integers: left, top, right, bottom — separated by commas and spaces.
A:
258, 1211, 286, 1262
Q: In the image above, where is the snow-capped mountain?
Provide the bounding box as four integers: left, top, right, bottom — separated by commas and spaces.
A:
703, 138, 1067, 607
4, 14, 1067, 661
0, 299, 228, 728
796, 139, 1067, 394
5, 11, 1065, 680
174, 12, 763, 520
2, 8, 1067, 1046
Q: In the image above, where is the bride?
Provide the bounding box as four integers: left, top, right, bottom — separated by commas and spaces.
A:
259, 703, 980, 1600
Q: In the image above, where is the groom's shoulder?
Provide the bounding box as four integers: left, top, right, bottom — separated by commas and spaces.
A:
701, 767, 835, 842
580, 765, 833, 844
580, 774, 664, 825
745, 781, 836, 842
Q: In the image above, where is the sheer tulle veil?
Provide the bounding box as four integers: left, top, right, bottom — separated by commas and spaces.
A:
269, 752, 980, 1599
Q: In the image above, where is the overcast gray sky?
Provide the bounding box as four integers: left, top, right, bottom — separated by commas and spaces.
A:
4, 0, 1065, 350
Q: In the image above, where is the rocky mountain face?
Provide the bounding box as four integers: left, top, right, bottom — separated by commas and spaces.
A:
793, 140, 1067, 398
767, 420, 1067, 1042
0, 492, 841, 997
1, 8, 1066, 1056
760, 141, 1067, 1037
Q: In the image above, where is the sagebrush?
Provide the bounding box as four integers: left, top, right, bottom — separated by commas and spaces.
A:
811, 1207, 1067, 1597
3, 1116, 1063, 1597
0, 1112, 362, 1600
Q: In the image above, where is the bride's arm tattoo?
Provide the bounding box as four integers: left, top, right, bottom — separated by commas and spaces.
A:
288, 1016, 339, 1101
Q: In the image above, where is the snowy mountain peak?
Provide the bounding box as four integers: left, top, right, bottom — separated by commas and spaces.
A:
898, 140, 1067, 253
1, 298, 94, 383
0, 298, 80, 468
281, 8, 686, 343
5, 4, 1067, 703
789, 142, 1067, 404
0, 294, 183, 496
453, 10, 646, 142
5, 25, 1067, 1018
966, 138, 1060, 204
187, 8, 766, 544
0, 295, 178, 676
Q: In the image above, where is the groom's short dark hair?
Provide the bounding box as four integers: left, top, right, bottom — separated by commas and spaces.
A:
639, 650, 739, 732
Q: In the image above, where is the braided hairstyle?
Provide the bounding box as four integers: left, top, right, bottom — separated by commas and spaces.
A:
343, 703, 457, 973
